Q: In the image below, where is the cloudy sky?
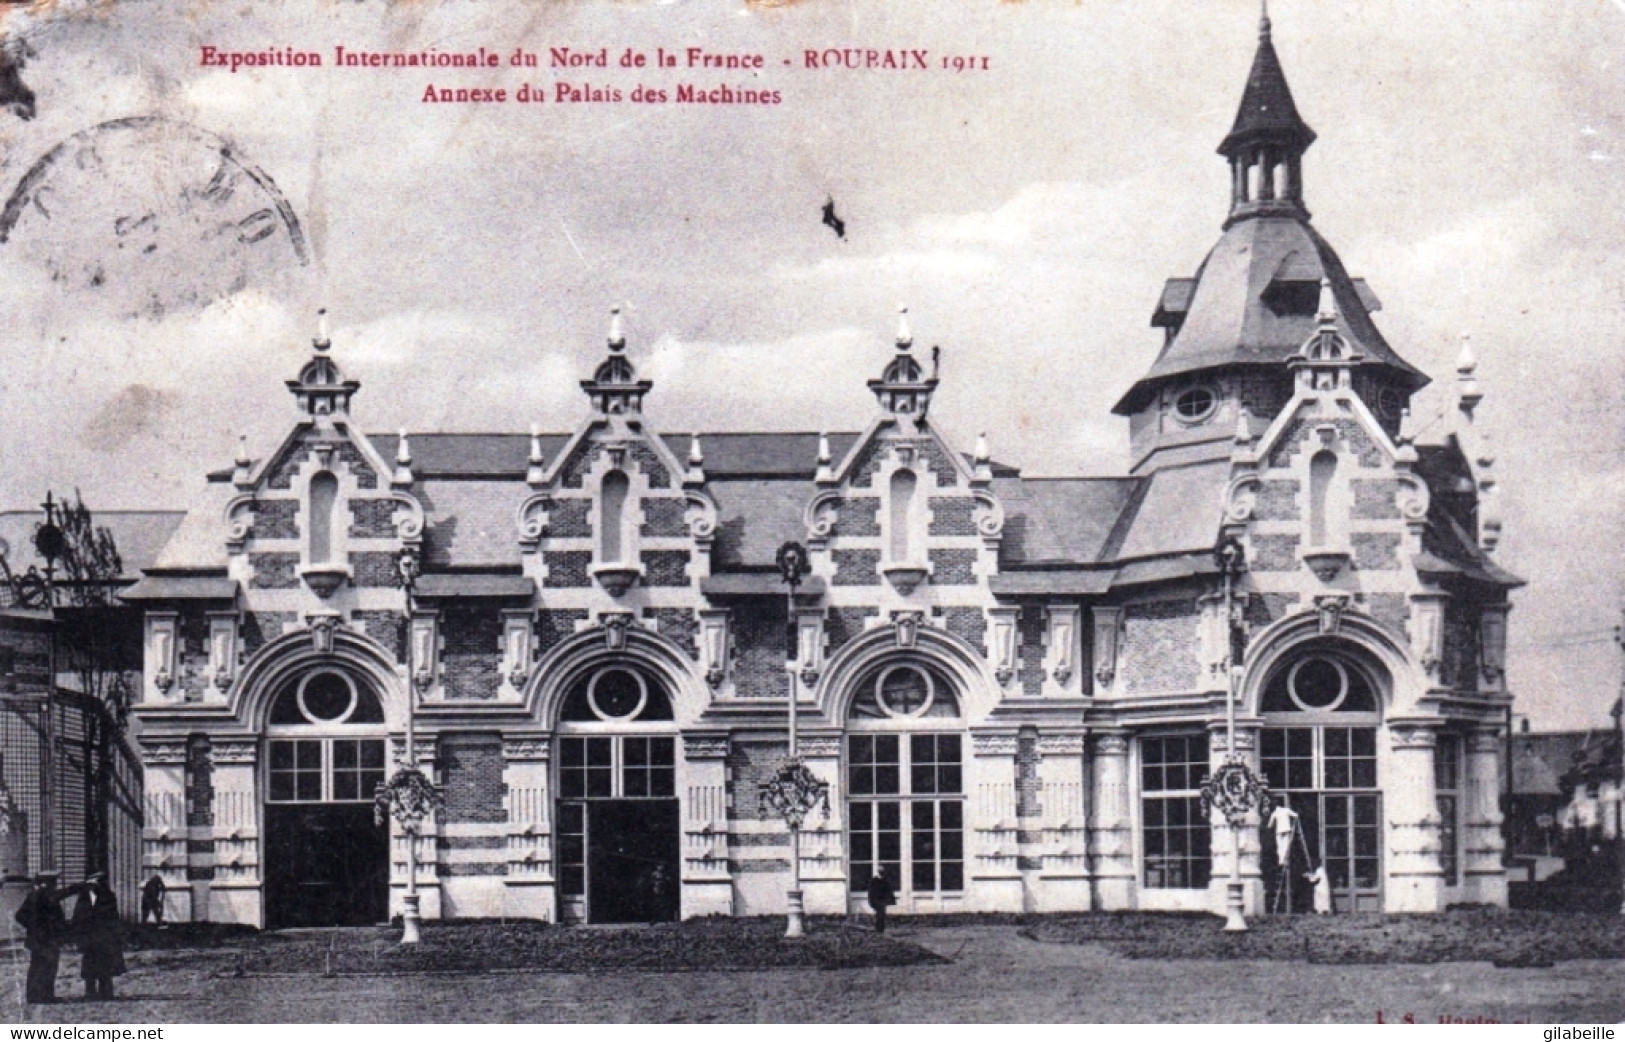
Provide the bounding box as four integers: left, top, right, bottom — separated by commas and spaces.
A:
0, 0, 1619, 728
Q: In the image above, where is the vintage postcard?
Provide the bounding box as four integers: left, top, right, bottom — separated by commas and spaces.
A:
0, 0, 1619, 1026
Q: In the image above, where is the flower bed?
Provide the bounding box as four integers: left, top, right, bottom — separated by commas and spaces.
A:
1021, 908, 1625, 965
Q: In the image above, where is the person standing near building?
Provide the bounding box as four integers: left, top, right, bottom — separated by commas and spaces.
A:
13, 872, 65, 1003
70, 872, 125, 1000
140, 874, 165, 926
865, 869, 895, 934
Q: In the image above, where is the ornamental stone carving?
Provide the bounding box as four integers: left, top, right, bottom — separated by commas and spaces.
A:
502, 737, 551, 762
972, 732, 1019, 756
682, 733, 730, 760
140, 738, 189, 765
212, 739, 259, 765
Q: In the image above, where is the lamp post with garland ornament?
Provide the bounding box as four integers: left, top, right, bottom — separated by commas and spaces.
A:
760, 541, 829, 938
374, 544, 442, 945
1200, 535, 1271, 932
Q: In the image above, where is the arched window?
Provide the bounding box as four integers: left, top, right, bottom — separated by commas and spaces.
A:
309, 472, 338, 563
600, 470, 629, 564
1259, 648, 1383, 913
845, 661, 965, 902
889, 469, 917, 562
1308, 450, 1337, 547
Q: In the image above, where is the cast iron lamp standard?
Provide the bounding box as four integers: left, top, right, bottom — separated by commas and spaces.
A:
33, 493, 65, 875
759, 541, 829, 938
1200, 535, 1270, 932
374, 545, 442, 945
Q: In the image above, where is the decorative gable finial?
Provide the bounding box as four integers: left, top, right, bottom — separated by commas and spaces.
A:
1456, 333, 1482, 420
815, 431, 835, 484
287, 307, 359, 421
685, 433, 706, 486
1291, 279, 1360, 391
973, 431, 992, 483
868, 307, 938, 423
1234, 404, 1255, 447
581, 306, 652, 415
233, 434, 253, 487
527, 423, 546, 486
393, 428, 414, 487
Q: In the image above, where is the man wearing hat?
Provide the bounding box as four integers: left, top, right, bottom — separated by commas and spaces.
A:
71, 871, 125, 1000
13, 872, 66, 1003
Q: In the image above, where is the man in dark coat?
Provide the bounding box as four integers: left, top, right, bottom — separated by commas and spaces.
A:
140, 874, 165, 926
865, 869, 896, 935
13, 872, 65, 1003
70, 872, 125, 1000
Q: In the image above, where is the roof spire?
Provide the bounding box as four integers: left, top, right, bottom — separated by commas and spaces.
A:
1219, 7, 1315, 224
869, 307, 938, 423
287, 307, 358, 421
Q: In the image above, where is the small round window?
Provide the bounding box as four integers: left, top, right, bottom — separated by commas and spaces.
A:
588, 667, 648, 721
298, 671, 357, 724
1173, 385, 1218, 423
1374, 386, 1403, 420
875, 664, 934, 719
1287, 657, 1348, 712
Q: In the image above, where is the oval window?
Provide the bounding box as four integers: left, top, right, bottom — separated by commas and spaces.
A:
588, 667, 648, 721
1374, 386, 1403, 420
1173, 386, 1218, 423
298, 671, 357, 724
875, 664, 934, 718
1288, 657, 1348, 712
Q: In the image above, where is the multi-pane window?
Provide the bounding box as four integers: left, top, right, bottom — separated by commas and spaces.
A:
1262, 725, 1382, 906
847, 734, 964, 895
1140, 734, 1212, 890
557, 802, 587, 897
268, 738, 385, 803
558, 736, 674, 799
1435, 735, 1460, 887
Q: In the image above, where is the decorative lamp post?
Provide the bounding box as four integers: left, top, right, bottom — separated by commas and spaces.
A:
374, 545, 442, 945
762, 540, 829, 938
33, 492, 64, 875
1200, 535, 1270, 932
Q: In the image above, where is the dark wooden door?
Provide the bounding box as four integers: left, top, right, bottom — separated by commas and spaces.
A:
264, 803, 388, 928
586, 799, 680, 924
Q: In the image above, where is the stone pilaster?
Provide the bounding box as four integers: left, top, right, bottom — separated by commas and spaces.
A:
138, 737, 192, 921
1385, 722, 1443, 912
207, 736, 262, 926
680, 732, 733, 917
1463, 727, 1508, 906
1090, 730, 1134, 909
502, 735, 554, 920
1035, 731, 1091, 911
970, 730, 1022, 910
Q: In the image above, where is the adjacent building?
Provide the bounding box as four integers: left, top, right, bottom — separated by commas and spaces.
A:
126, 14, 1520, 927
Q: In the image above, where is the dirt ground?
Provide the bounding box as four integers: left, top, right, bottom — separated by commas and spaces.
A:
2, 923, 1619, 1023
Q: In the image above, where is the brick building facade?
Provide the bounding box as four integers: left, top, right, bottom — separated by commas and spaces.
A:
128, 15, 1519, 926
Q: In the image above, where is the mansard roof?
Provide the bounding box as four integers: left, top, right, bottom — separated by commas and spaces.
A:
1115, 216, 1427, 414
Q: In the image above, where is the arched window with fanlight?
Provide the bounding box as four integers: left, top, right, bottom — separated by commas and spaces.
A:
1258, 648, 1383, 913
554, 664, 680, 925
845, 660, 964, 907
262, 669, 389, 928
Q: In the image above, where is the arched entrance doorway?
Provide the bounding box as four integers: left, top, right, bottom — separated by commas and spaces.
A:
1257, 645, 1385, 913
844, 659, 966, 912
554, 664, 680, 924
262, 668, 389, 928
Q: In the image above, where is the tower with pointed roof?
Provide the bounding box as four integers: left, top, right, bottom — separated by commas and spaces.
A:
1118, 9, 1427, 475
